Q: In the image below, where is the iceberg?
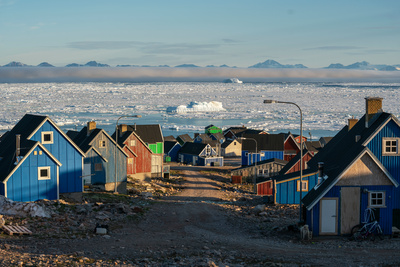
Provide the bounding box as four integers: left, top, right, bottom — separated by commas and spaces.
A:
223, 78, 243, 83
167, 101, 226, 114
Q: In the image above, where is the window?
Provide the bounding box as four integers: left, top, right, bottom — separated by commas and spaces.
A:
99, 140, 106, 148
41, 132, 53, 144
205, 146, 211, 156
130, 140, 136, 147
127, 158, 134, 165
297, 180, 308, 192
95, 163, 103, 171
38, 167, 50, 180
369, 191, 385, 207
383, 138, 398, 155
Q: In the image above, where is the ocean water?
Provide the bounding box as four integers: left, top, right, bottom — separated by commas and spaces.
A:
1, 82, 400, 139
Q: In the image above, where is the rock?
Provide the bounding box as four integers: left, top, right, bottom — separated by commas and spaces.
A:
253, 204, 266, 215
140, 192, 153, 198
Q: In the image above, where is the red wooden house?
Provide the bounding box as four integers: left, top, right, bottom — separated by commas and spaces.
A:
113, 125, 153, 181
282, 133, 302, 162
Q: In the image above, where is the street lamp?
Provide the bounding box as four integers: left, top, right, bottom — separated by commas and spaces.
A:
115, 115, 142, 193
238, 137, 258, 194
264, 99, 303, 222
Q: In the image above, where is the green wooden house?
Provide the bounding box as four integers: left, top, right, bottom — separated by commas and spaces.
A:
205, 124, 222, 134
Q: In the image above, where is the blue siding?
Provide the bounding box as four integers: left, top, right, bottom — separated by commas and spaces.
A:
242, 150, 284, 166
168, 144, 181, 162
309, 185, 394, 236
6, 146, 58, 202
30, 121, 83, 194
276, 173, 319, 204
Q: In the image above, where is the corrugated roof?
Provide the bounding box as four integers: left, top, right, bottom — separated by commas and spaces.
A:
242, 134, 285, 151
127, 124, 163, 144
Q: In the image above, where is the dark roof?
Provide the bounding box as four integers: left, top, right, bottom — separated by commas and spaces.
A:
278, 149, 312, 175
164, 135, 177, 142
242, 134, 285, 152
0, 138, 39, 182
305, 141, 322, 153
210, 132, 225, 140
127, 124, 163, 144
66, 130, 79, 141
0, 114, 50, 162
223, 126, 247, 135
236, 129, 266, 137
233, 158, 288, 172
177, 134, 193, 143
164, 141, 179, 153
179, 142, 207, 155
195, 133, 212, 142
303, 112, 394, 208
69, 127, 103, 153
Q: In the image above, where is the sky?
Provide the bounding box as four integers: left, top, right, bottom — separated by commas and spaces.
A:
1, 0, 400, 68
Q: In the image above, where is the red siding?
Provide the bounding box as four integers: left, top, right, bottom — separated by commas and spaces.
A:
231, 176, 242, 184
257, 181, 273, 196
124, 134, 152, 175
286, 153, 313, 174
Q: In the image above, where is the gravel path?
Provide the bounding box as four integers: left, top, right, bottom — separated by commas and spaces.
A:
2, 169, 400, 266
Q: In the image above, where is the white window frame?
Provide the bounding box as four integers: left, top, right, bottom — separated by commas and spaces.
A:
130, 140, 136, 147
41, 131, 53, 144
38, 166, 51, 180
383, 138, 399, 155
368, 191, 386, 208
99, 140, 106, 148
297, 180, 308, 192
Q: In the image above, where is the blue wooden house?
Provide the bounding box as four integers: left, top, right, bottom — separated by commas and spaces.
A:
302, 97, 400, 236
164, 140, 181, 162
0, 114, 85, 201
68, 121, 128, 194
241, 133, 296, 166
178, 142, 223, 166
0, 137, 61, 201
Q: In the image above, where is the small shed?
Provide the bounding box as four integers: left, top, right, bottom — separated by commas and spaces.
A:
232, 158, 287, 184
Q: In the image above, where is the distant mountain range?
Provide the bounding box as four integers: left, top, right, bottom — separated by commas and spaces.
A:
2, 59, 400, 71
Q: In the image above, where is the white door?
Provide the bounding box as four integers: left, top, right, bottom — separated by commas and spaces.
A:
320, 198, 337, 234
83, 163, 91, 186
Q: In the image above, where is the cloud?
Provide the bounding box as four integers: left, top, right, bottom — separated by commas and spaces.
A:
304, 46, 364, 51
140, 43, 219, 55
67, 41, 159, 50
1, 67, 400, 83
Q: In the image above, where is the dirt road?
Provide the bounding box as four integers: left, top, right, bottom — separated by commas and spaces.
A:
3, 169, 400, 266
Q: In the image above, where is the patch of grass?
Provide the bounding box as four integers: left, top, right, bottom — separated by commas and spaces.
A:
83, 192, 135, 204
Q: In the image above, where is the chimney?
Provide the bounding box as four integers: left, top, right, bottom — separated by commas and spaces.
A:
365, 97, 383, 128
119, 124, 127, 137
134, 123, 137, 131
317, 162, 324, 185
16, 134, 21, 162
87, 121, 96, 136
348, 116, 358, 131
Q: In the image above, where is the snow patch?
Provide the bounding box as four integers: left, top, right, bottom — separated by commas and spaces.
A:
0, 196, 51, 218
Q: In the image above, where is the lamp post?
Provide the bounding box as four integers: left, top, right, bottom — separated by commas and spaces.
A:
264, 99, 303, 222
238, 137, 258, 194
115, 115, 141, 193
